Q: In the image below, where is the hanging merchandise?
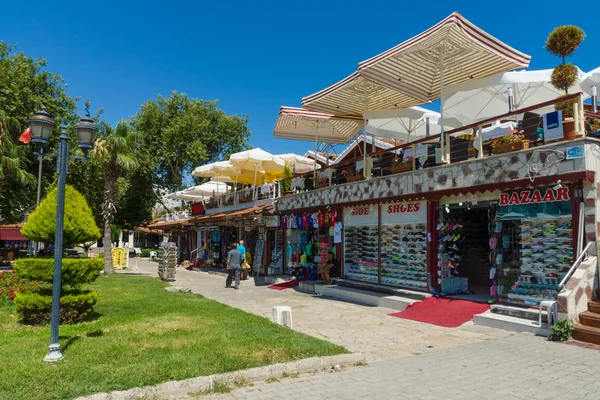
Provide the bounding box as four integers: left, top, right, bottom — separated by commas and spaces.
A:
437, 217, 468, 294
333, 221, 343, 244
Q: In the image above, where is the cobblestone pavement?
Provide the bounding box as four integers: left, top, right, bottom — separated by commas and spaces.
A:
194, 334, 599, 400
134, 260, 510, 362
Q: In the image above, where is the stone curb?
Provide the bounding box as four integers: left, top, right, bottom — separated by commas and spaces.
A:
74, 353, 366, 400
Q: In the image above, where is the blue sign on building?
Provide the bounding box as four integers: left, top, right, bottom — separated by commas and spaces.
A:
566, 146, 584, 160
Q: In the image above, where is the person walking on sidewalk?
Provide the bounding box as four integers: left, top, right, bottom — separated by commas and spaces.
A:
226, 243, 242, 289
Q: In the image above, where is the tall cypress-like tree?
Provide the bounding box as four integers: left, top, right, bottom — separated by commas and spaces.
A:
21, 185, 100, 248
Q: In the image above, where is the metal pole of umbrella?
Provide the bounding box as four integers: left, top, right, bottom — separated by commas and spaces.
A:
438, 44, 447, 163
508, 87, 514, 112
593, 86, 597, 113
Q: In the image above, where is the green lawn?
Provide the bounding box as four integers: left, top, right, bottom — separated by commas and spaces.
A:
0, 275, 347, 400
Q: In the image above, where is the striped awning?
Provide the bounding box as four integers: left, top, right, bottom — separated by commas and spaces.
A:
273, 106, 364, 144
301, 73, 421, 117
357, 12, 531, 104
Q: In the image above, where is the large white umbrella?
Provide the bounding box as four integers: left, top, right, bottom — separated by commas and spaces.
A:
274, 106, 361, 178
581, 67, 600, 112
167, 191, 206, 202
443, 68, 588, 125
302, 73, 422, 177
276, 153, 322, 174
229, 148, 285, 186
184, 182, 228, 197
357, 11, 531, 162
193, 160, 261, 186
363, 106, 462, 142
210, 175, 235, 183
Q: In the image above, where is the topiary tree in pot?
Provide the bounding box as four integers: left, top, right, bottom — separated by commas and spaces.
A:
545, 25, 585, 137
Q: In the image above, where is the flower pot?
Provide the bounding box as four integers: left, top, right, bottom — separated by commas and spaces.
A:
316, 181, 329, 189
346, 175, 364, 183
391, 164, 412, 174
562, 118, 579, 140
283, 190, 295, 196
492, 140, 529, 155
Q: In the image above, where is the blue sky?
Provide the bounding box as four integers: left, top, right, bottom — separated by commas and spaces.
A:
1, 1, 598, 157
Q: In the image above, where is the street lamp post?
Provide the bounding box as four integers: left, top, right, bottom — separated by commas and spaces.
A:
29, 107, 56, 256
28, 107, 98, 362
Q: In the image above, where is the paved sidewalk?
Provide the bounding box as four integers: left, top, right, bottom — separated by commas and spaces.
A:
196, 334, 599, 400
134, 260, 510, 362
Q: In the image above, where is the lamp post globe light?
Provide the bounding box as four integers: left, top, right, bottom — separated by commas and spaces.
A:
28, 107, 98, 362
28, 107, 57, 255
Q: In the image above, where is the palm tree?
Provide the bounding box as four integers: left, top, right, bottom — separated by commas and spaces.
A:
94, 120, 139, 274
0, 116, 35, 190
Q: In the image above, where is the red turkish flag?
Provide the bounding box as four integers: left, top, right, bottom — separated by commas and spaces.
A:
18, 126, 32, 144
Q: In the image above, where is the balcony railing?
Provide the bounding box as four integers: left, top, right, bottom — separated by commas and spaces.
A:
279, 92, 594, 193
202, 182, 280, 211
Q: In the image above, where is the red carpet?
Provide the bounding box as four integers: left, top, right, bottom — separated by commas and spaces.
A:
388, 297, 489, 328
267, 280, 300, 291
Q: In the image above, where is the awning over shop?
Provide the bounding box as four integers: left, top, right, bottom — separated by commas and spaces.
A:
0, 229, 28, 241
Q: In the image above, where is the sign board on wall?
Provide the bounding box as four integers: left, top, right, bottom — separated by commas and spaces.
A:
566, 146, 584, 160
343, 205, 378, 227
498, 185, 572, 220
543, 110, 564, 142
265, 216, 280, 228
381, 201, 426, 225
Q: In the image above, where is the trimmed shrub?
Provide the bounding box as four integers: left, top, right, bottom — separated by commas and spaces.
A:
21, 185, 101, 248
140, 248, 156, 258
14, 258, 103, 288
14, 290, 98, 324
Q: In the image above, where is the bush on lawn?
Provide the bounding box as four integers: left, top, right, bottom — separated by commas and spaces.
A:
12, 258, 103, 324
140, 248, 156, 258
14, 258, 103, 289
14, 290, 98, 324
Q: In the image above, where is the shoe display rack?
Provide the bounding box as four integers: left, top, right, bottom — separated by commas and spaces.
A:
380, 224, 427, 288
344, 226, 379, 283
437, 220, 468, 294
505, 217, 573, 305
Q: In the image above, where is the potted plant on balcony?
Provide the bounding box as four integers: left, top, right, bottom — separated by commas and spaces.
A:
391, 157, 413, 174
342, 169, 363, 183
316, 176, 329, 188
545, 25, 586, 140
490, 129, 528, 154
281, 163, 294, 196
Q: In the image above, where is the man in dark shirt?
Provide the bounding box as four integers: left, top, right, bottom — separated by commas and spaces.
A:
226, 243, 242, 290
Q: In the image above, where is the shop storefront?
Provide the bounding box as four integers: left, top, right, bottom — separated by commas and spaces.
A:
435, 185, 578, 305
281, 209, 342, 277
0, 224, 29, 261
343, 201, 427, 289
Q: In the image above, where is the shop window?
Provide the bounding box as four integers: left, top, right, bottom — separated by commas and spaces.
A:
343, 205, 379, 283
497, 186, 573, 306
380, 202, 427, 288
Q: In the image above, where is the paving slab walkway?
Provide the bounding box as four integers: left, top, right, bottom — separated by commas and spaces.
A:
197, 334, 600, 400
134, 260, 511, 362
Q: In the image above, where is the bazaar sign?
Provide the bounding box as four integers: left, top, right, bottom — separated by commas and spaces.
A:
498, 186, 571, 220
500, 187, 569, 206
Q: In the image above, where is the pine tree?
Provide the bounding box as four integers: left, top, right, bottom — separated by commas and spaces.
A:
21, 185, 100, 248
